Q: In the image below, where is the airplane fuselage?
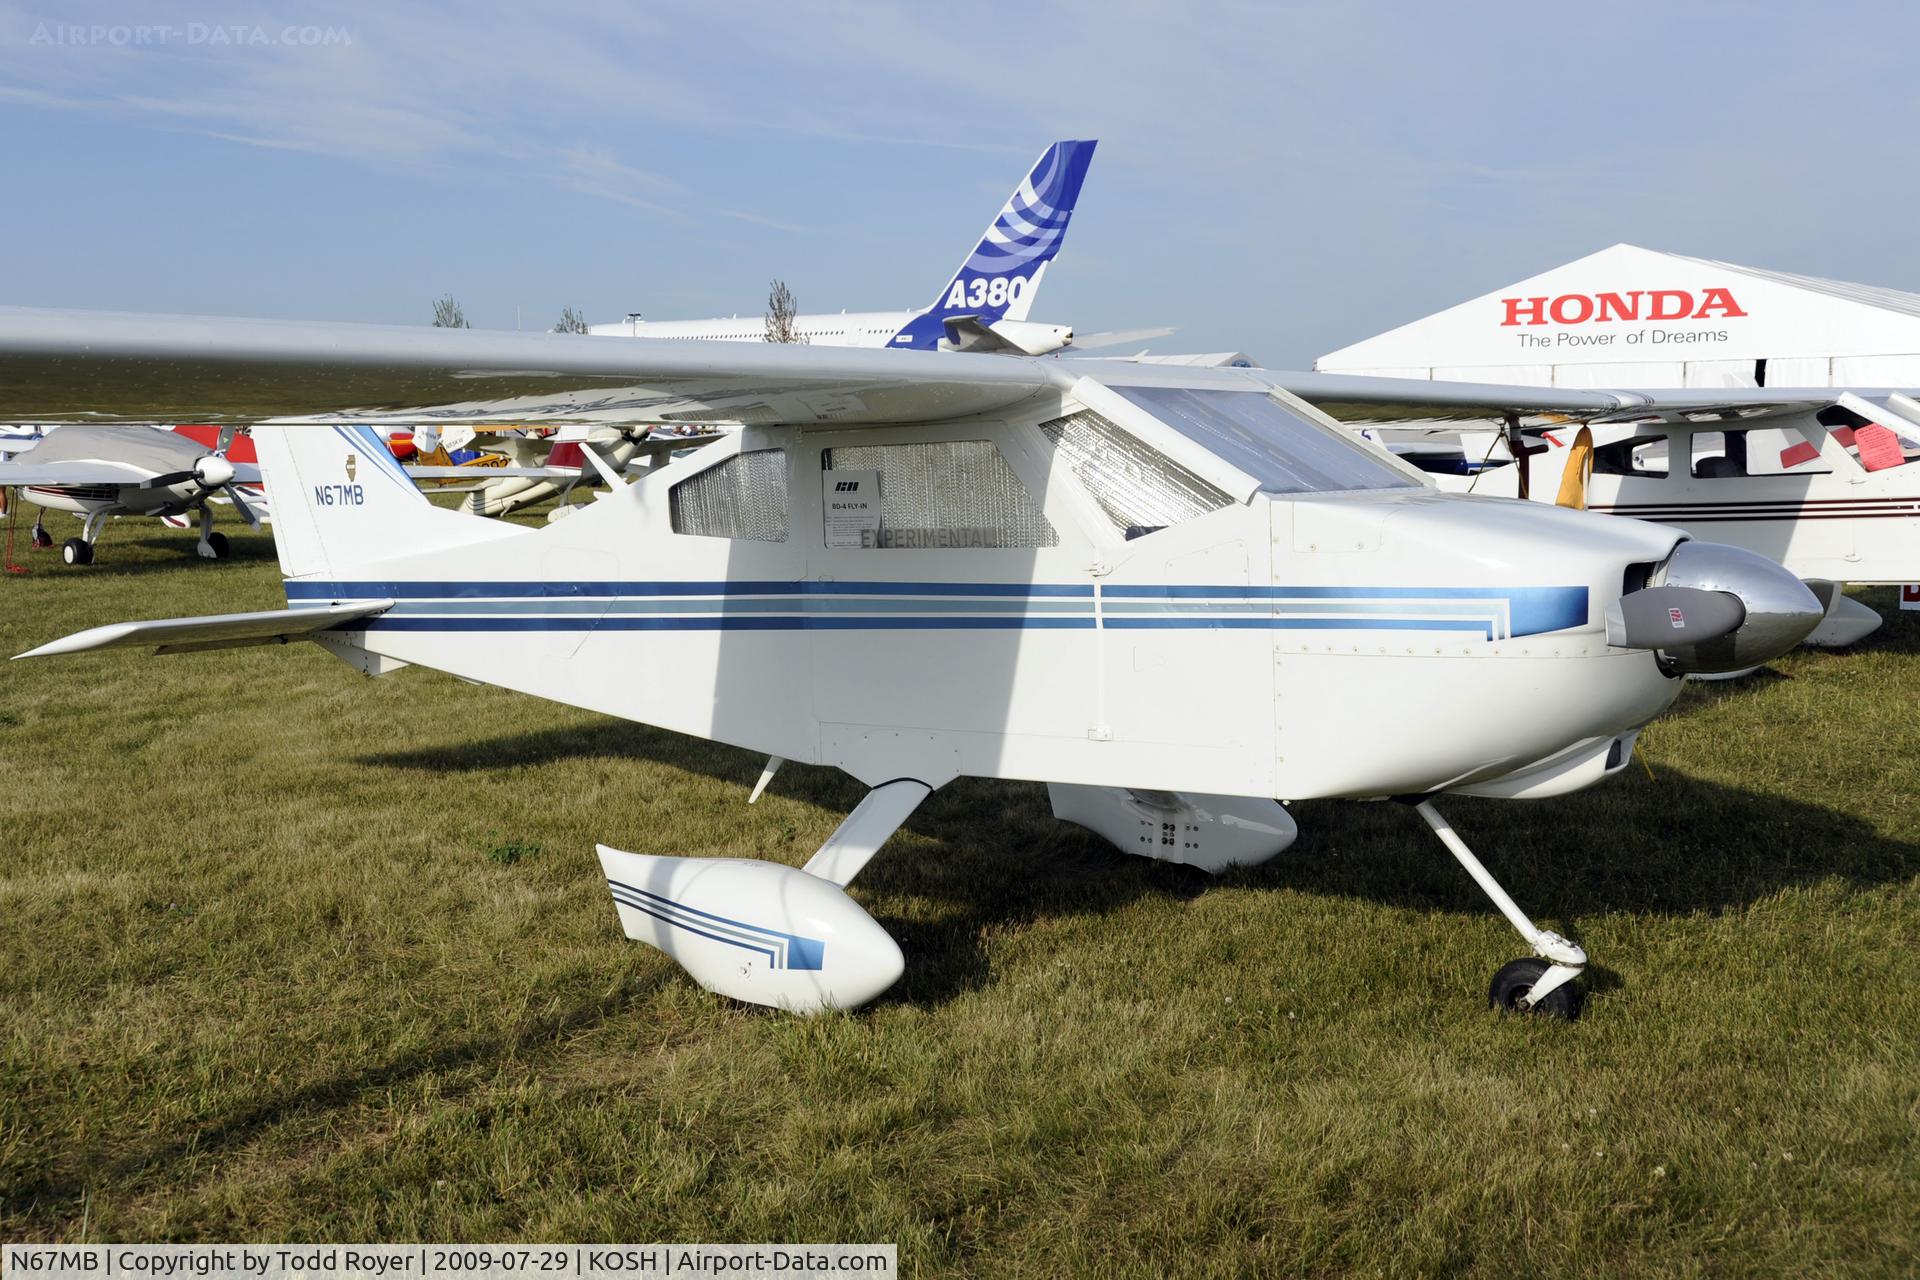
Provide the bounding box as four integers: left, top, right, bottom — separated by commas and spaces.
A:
283, 391, 1696, 805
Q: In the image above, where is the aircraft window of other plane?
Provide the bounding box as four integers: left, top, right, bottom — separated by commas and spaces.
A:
1039, 409, 1231, 538
1592, 433, 1669, 479
1693, 428, 1832, 478
669, 448, 788, 542
821, 440, 1059, 549
1113, 387, 1420, 496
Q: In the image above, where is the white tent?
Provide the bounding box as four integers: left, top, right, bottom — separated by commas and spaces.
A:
1316, 244, 1920, 389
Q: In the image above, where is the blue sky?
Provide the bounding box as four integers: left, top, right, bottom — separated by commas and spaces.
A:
3, 2, 1919, 366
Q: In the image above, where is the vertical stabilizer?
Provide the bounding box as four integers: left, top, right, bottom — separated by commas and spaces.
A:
887, 139, 1097, 350
253, 424, 522, 580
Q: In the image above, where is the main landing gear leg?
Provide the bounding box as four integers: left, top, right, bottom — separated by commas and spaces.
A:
1414, 799, 1585, 1019
195, 505, 230, 559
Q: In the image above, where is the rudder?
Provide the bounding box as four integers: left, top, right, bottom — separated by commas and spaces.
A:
253, 423, 522, 580
887, 139, 1097, 349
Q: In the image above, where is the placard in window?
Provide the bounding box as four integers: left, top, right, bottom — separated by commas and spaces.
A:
822, 469, 881, 548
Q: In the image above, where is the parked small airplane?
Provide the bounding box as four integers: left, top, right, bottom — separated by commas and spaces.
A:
5, 307, 1837, 1019
588, 140, 1100, 356
0, 424, 263, 564
1306, 384, 1920, 647
418, 424, 723, 519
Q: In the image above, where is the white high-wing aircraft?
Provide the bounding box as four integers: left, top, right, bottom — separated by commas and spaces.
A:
587, 140, 1097, 356
5, 307, 1833, 1019
0, 424, 264, 564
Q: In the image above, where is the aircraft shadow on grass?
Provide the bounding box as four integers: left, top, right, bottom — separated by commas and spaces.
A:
361, 704, 1920, 1011
14, 701, 1911, 1227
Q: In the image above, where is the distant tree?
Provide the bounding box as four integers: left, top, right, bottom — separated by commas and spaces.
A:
432, 294, 469, 328
553, 305, 589, 334
764, 279, 807, 344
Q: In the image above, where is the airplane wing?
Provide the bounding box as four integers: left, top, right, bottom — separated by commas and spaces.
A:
1270, 370, 1920, 430
4, 304, 1911, 457
0, 458, 157, 485
0, 306, 1060, 429
14, 600, 394, 658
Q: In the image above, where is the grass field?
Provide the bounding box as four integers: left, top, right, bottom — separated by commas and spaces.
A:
2, 516, 1916, 1275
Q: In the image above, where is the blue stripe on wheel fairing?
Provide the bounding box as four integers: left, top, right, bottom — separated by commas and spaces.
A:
607, 877, 825, 970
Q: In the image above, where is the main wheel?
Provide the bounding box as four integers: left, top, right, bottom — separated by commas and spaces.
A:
31, 528, 53, 549
61, 538, 93, 566
205, 530, 231, 558
1488, 957, 1579, 1020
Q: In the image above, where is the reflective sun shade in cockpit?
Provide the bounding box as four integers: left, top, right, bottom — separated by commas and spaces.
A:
1114, 386, 1421, 496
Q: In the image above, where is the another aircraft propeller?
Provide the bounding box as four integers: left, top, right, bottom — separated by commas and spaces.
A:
1554, 426, 1594, 510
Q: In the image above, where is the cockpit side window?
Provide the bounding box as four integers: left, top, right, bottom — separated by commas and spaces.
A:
820, 439, 1058, 549
1592, 433, 1669, 478
670, 448, 789, 541
1040, 409, 1230, 538
1111, 386, 1421, 496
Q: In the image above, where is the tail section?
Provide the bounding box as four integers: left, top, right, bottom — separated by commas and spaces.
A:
253, 424, 521, 580
887, 139, 1096, 350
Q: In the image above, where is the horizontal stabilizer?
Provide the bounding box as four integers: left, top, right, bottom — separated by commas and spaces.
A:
14, 599, 394, 659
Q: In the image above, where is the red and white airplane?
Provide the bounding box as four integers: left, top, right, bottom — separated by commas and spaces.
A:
0, 424, 266, 564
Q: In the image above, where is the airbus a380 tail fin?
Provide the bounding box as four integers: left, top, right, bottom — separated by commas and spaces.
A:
253, 423, 522, 580
886, 139, 1096, 351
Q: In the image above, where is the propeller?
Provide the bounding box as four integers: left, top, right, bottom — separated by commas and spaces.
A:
140, 436, 262, 529
223, 482, 263, 529
140, 453, 233, 490
1554, 426, 1595, 510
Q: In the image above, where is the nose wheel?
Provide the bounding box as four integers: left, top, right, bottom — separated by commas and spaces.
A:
1412, 800, 1585, 1020
1488, 957, 1579, 1019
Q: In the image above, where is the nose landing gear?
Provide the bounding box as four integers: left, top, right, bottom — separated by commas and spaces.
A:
1412, 799, 1586, 1020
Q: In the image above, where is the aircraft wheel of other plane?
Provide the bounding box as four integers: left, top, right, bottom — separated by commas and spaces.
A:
1488, 957, 1579, 1020
61, 538, 93, 566
206, 531, 230, 559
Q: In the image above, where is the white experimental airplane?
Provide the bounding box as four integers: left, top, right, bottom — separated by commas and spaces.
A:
4, 307, 1834, 1019
587, 139, 1099, 356
1316, 391, 1920, 647
0, 424, 264, 564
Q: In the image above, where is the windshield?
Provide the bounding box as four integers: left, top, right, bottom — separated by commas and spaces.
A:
1114, 386, 1421, 496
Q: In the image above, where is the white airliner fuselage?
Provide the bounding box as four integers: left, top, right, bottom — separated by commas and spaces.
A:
587, 310, 912, 347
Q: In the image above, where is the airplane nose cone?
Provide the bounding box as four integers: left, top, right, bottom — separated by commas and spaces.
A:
193, 454, 235, 488
1644, 540, 1824, 674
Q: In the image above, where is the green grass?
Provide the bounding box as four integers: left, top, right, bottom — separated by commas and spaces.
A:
2, 516, 1916, 1276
